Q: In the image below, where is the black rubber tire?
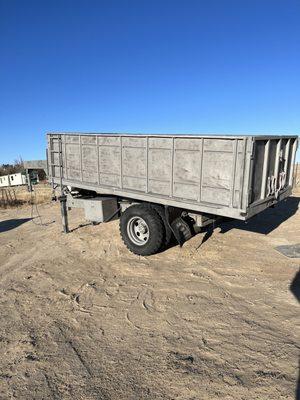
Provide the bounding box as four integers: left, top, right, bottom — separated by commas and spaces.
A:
150, 204, 173, 248
120, 204, 164, 256
171, 217, 192, 245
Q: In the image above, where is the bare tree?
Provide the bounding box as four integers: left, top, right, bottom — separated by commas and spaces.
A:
13, 156, 24, 173
0, 156, 24, 176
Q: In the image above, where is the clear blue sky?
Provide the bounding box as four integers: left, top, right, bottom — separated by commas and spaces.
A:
0, 0, 299, 163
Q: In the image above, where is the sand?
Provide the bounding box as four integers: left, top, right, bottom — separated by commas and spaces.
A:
0, 192, 299, 399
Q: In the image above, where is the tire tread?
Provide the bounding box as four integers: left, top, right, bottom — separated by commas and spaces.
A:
119, 204, 164, 256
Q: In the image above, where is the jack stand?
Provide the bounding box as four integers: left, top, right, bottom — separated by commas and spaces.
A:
26, 169, 32, 192
58, 194, 69, 233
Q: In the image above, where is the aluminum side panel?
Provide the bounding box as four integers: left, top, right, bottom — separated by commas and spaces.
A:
47, 133, 297, 220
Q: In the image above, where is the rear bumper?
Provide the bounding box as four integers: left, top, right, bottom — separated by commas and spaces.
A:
244, 187, 292, 220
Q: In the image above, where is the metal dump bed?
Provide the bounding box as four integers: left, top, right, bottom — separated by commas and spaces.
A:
47, 133, 298, 220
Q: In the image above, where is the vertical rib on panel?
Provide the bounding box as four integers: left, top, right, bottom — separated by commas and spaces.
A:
239, 138, 247, 209
79, 135, 83, 182
146, 136, 149, 193
96, 135, 100, 184
230, 139, 238, 207
50, 137, 55, 179
274, 138, 282, 181
260, 140, 270, 199
63, 136, 67, 180
284, 139, 291, 176
198, 138, 204, 202
170, 137, 175, 197
120, 136, 123, 189
289, 139, 297, 186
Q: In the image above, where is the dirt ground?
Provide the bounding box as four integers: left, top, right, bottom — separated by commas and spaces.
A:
0, 191, 299, 400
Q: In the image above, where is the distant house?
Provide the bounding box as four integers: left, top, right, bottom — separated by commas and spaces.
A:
0, 172, 27, 187
0, 175, 10, 187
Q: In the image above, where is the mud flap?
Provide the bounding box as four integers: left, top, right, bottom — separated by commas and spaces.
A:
170, 217, 192, 247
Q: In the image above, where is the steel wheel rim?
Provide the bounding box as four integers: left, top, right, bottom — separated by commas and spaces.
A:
127, 217, 150, 246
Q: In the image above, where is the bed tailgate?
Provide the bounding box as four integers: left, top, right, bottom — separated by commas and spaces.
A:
247, 136, 298, 218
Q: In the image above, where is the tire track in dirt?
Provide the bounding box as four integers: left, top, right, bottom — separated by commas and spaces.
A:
125, 287, 167, 331
55, 323, 93, 378
1, 200, 299, 399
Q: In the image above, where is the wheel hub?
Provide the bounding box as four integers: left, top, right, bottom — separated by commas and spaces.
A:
127, 217, 150, 246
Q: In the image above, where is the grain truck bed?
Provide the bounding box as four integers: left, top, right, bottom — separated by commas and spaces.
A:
47, 133, 298, 220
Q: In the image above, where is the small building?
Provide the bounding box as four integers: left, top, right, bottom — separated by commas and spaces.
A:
0, 172, 27, 187
0, 175, 10, 187
9, 173, 27, 186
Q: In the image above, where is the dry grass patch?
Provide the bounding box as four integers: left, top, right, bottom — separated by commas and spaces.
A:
0, 184, 52, 208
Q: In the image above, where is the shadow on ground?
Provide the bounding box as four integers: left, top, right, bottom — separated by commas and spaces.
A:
290, 269, 300, 400
0, 218, 32, 233
0, 199, 27, 208
194, 196, 299, 250
58, 196, 300, 252
220, 196, 300, 235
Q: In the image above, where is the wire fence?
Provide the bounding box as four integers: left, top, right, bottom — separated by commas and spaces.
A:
0, 188, 25, 208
